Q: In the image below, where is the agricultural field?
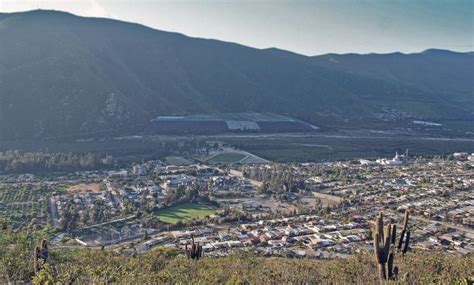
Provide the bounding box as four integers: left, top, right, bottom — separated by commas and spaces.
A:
209, 152, 246, 163
0, 185, 52, 228
154, 203, 216, 224
146, 120, 228, 134
224, 135, 474, 162
145, 112, 317, 134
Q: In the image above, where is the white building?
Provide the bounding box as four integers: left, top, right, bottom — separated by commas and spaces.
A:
376, 150, 410, 166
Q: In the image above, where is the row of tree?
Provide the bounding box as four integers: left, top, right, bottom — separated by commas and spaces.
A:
0, 150, 114, 173
242, 165, 305, 194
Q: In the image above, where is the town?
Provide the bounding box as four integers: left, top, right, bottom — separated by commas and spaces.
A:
0, 145, 473, 259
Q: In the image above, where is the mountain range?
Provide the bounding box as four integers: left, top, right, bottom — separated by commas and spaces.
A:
0, 10, 473, 140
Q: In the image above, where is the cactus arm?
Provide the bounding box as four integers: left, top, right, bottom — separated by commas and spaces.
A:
376, 213, 384, 243
381, 225, 391, 263
186, 235, 203, 260
378, 263, 387, 281
398, 229, 406, 250
403, 210, 410, 231
387, 251, 394, 280
373, 233, 382, 264
390, 224, 397, 245
402, 229, 411, 254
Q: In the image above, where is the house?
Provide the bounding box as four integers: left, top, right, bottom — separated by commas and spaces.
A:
228, 241, 243, 248
265, 231, 278, 240
268, 240, 286, 247
453, 152, 469, 161
202, 244, 214, 252
163, 175, 194, 189
313, 239, 335, 248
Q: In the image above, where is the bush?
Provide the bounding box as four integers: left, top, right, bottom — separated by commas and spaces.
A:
23, 249, 474, 284
1, 228, 473, 284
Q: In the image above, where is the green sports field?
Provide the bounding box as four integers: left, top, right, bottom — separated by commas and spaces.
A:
154, 203, 216, 224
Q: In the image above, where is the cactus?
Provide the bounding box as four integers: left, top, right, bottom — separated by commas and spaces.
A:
397, 210, 411, 254
373, 210, 411, 282
402, 229, 411, 254
373, 213, 393, 281
34, 239, 49, 273
387, 250, 395, 280
185, 235, 203, 260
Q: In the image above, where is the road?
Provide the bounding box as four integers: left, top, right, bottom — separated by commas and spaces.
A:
77, 215, 136, 231
410, 215, 474, 235
201, 164, 263, 187
312, 192, 342, 206
228, 169, 263, 188
146, 132, 474, 143
49, 197, 59, 227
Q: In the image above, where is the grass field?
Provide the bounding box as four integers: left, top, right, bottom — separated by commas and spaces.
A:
154, 203, 216, 224
209, 152, 246, 163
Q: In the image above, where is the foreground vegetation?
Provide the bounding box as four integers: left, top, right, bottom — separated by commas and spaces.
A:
1, 228, 472, 284
16, 248, 474, 284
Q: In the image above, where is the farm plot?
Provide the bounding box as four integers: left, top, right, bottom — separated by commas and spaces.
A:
223, 135, 474, 162
0, 185, 51, 228
66, 183, 103, 193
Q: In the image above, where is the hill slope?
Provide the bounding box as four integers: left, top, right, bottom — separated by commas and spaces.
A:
312, 49, 473, 96
312, 50, 474, 117
2, 243, 473, 284
0, 10, 472, 139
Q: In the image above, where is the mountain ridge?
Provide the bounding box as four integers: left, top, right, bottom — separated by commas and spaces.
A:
0, 10, 473, 140
3, 10, 473, 56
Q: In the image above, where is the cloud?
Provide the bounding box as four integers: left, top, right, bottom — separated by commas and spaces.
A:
85, 0, 111, 18
0, 0, 112, 18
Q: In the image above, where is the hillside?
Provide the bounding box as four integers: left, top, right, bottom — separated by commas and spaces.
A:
0, 10, 473, 140
1, 226, 472, 284
2, 244, 473, 284
312, 49, 473, 96
312, 50, 474, 121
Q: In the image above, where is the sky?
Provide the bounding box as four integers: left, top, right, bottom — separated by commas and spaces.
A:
0, 0, 472, 55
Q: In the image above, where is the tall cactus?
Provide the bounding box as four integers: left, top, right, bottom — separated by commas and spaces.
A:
373, 209, 411, 282
373, 213, 395, 281
397, 210, 411, 254
185, 235, 203, 260
34, 239, 49, 273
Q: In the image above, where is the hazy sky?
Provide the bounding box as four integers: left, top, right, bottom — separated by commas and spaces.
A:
0, 0, 472, 55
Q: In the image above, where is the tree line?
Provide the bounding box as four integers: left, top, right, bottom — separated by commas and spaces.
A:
242, 165, 305, 194
0, 150, 114, 174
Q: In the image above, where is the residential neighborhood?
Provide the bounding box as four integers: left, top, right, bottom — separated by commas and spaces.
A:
1, 149, 473, 258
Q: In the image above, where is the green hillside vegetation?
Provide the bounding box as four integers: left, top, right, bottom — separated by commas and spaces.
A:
9, 246, 474, 284
0, 227, 473, 284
